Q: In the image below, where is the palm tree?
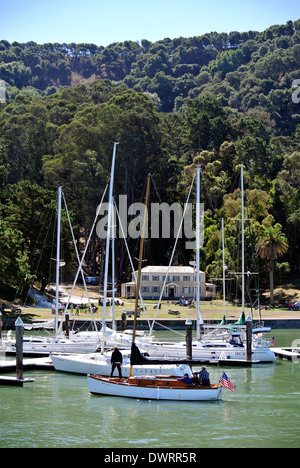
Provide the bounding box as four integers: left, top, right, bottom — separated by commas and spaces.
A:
256, 225, 289, 306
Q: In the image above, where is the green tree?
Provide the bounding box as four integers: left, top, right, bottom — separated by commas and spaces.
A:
255, 224, 289, 305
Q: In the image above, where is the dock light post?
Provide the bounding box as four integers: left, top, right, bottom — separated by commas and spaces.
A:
246, 315, 253, 362
186, 318, 193, 361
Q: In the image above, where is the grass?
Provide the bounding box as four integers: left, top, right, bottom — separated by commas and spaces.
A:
3, 300, 290, 323
2, 277, 300, 323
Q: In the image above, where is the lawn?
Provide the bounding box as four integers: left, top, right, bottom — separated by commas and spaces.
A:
5, 299, 292, 323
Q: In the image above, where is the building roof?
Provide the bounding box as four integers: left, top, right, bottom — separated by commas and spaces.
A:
139, 266, 204, 274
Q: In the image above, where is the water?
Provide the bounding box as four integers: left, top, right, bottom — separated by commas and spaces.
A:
0, 330, 300, 448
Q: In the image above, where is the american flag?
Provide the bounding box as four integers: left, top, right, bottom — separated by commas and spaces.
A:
220, 372, 235, 392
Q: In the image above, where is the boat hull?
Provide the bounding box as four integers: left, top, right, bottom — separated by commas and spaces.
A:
143, 342, 276, 363
88, 375, 224, 401
51, 353, 192, 377
3, 338, 99, 356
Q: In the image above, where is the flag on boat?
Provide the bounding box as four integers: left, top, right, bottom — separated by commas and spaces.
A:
220, 372, 235, 392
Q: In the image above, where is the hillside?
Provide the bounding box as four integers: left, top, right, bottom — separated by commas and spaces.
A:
0, 19, 299, 304
0, 19, 299, 123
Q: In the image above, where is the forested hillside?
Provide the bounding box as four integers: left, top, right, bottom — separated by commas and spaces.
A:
0, 19, 299, 303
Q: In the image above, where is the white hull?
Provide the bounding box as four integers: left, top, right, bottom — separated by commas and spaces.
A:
1, 324, 150, 356
142, 341, 276, 363
51, 353, 192, 377
3, 336, 99, 356
88, 375, 224, 401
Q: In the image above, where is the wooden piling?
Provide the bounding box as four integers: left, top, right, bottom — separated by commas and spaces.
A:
15, 316, 24, 380
65, 311, 70, 338
121, 311, 127, 332
185, 318, 193, 361
246, 315, 253, 362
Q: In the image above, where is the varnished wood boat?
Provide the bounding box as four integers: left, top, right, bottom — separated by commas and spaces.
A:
88, 374, 224, 401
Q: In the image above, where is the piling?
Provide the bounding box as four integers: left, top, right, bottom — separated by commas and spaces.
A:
121, 311, 127, 332
185, 318, 193, 361
15, 316, 24, 380
65, 310, 70, 338
246, 315, 253, 362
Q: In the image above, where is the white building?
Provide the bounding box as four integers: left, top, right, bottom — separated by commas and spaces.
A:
121, 265, 215, 300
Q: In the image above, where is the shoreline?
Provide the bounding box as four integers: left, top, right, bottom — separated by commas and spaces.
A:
2, 316, 300, 331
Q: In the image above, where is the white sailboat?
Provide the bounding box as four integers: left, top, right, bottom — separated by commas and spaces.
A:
135, 166, 276, 364
51, 351, 193, 378
3, 186, 101, 356
88, 374, 224, 401
87, 174, 226, 401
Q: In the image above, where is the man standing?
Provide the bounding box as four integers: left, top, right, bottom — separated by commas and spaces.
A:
110, 346, 123, 379
199, 367, 210, 386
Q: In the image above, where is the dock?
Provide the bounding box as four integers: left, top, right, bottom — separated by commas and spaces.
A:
272, 348, 300, 361
0, 357, 54, 374
0, 376, 35, 386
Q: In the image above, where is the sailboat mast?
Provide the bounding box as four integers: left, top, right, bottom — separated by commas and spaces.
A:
222, 218, 226, 320
55, 186, 62, 335
132, 174, 151, 346
102, 142, 118, 335
241, 165, 245, 315
196, 167, 204, 340
130, 174, 151, 377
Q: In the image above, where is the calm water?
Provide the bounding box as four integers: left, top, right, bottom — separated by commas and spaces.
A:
0, 329, 300, 448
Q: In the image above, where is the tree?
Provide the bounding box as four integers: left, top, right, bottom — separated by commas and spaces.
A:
255, 225, 289, 305
0, 219, 33, 300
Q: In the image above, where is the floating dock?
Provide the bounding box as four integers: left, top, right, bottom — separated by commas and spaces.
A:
0, 357, 54, 374
272, 348, 300, 361
0, 376, 35, 386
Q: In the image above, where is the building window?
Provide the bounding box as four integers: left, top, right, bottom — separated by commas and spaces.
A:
142, 275, 149, 281
141, 286, 149, 293
173, 276, 180, 282
183, 276, 190, 282
152, 286, 160, 293
152, 275, 160, 281
182, 287, 191, 294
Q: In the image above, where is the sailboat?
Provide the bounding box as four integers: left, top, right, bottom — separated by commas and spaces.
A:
87, 173, 225, 401
3, 186, 101, 356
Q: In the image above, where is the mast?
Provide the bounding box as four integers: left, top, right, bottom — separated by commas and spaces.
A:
102, 142, 118, 337
130, 174, 151, 377
222, 218, 226, 322
196, 167, 204, 340
111, 197, 116, 331
55, 186, 62, 335
241, 165, 245, 316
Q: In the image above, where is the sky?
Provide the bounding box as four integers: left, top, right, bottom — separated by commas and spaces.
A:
0, 0, 299, 47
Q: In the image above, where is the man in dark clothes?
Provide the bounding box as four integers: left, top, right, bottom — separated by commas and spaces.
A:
199, 367, 210, 386
110, 346, 123, 379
